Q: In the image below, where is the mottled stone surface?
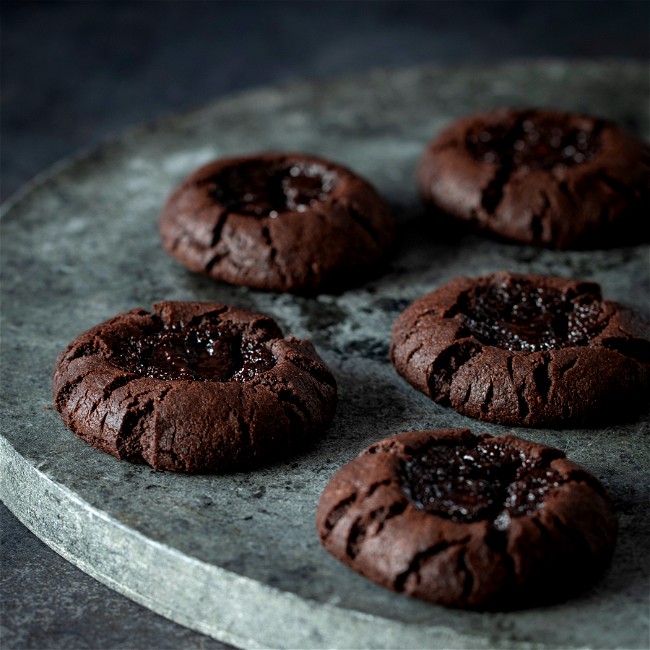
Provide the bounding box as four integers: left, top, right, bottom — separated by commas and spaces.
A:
1, 62, 649, 649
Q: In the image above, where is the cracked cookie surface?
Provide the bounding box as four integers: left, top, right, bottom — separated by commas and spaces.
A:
160, 152, 395, 294
316, 428, 617, 610
52, 301, 337, 472
390, 272, 650, 427
417, 108, 650, 248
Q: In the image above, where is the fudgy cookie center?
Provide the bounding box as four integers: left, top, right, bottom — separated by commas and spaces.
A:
109, 323, 275, 381
210, 160, 337, 217
466, 117, 600, 170
457, 278, 604, 352
400, 440, 563, 524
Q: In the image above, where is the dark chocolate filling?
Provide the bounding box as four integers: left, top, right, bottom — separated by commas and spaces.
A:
209, 160, 337, 217
466, 117, 601, 171
108, 323, 275, 381
400, 439, 564, 524
456, 278, 605, 352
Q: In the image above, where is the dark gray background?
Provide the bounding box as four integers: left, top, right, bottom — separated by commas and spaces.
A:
2, 2, 649, 648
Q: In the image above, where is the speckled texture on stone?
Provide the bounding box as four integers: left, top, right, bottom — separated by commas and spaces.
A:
1, 62, 649, 649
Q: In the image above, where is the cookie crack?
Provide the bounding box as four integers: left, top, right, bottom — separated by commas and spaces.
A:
276, 385, 310, 424
457, 549, 475, 603
480, 163, 514, 217
113, 384, 170, 459
413, 307, 443, 325
366, 478, 393, 498
402, 341, 424, 368
101, 374, 136, 400
53, 365, 95, 412
205, 251, 227, 273
367, 500, 407, 537
515, 383, 530, 421
154, 385, 187, 471
478, 113, 531, 218
459, 383, 472, 407
83, 375, 131, 425
346, 516, 366, 559
364, 439, 409, 456
260, 223, 290, 287
530, 191, 551, 244
532, 353, 552, 406
557, 356, 578, 378
185, 305, 230, 328
346, 500, 408, 560
393, 536, 471, 593
205, 218, 251, 272
480, 382, 494, 414
209, 210, 230, 248
66, 340, 102, 362
322, 493, 357, 539
116, 395, 155, 462
344, 202, 384, 245
263, 378, 312, 439
285, 350, 337, 390
506, 356, 515, 383
427, 339, 482, 404
556, 179, 575, 204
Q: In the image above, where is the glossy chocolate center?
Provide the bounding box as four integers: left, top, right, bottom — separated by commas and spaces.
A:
210, 161, 337, 217
110, 323, 275, 381
401, 440, 563, 524
457, 279, 604, 352
466, 118, 600, 170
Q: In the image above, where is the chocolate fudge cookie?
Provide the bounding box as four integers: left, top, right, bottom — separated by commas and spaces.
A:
160, 152, 395, 294
418, 108, 650, 248
52, 302, 337, 472
316, 429, 617, 610
390, 272, 650, 427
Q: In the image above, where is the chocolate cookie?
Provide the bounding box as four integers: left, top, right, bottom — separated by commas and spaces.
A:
160, 152, 396, 294
417, 108, 650, 248
390, 272, 650, 427
52, 302, 337, 472
316, 428, 617, 610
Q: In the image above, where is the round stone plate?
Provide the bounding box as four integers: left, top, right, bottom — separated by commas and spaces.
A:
1, 61, 648, 649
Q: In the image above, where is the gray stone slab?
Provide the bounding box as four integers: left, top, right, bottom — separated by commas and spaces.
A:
0, 501, 231, 650
1, 61, 649, 649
